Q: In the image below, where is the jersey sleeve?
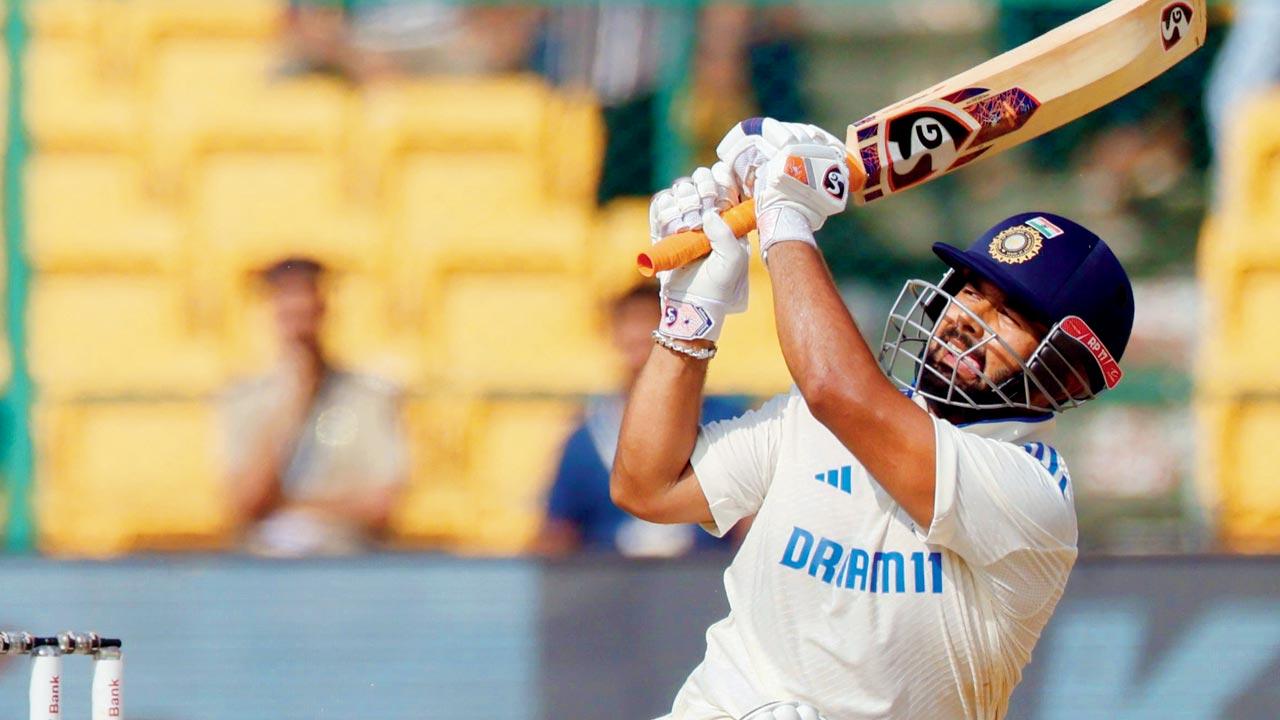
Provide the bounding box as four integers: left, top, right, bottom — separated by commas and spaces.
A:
690, 391, 791, 537
925, 417, 1077, 563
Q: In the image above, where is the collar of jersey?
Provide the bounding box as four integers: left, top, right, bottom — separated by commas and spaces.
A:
904, 389, 1056, 444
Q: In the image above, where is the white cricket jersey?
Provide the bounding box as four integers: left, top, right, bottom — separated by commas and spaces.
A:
664, 389, 1077, 720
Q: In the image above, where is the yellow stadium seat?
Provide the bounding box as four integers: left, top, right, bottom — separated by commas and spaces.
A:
222, 271, 429, 388
358, 75, 550, 157
26, 38, 141, 152
708, 264, 793, 396
396, 154, 589, 272
589, 197, 651, 298
27, 154, 181, 272
1198, 267, 1280, 395
438, 272, 617, 394
1199, 398, 1280, 552
390, 396, 476, 545
194, 154, 382, 273
542, 91, 605, 204
28, 0, 102, 40
125, 0, 282, 41
457, 397, 582, 555
147, 41, 350, 187
34, 401, 229, 556
1221, 92, 1280, 225
29, 275, 223, 398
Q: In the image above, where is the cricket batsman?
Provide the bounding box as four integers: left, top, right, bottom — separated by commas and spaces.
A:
611, 119, 1135, 719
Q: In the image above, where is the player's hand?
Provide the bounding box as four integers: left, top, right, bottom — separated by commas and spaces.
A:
649, 165, 749, 343
751, 128, 849, 261
738, 700, 828, 720
715, 118, 777, 199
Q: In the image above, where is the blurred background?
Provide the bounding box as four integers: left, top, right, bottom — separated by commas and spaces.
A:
0, 0, 1276, 717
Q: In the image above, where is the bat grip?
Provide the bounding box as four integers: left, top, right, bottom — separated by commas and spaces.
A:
637, 200, 758, 277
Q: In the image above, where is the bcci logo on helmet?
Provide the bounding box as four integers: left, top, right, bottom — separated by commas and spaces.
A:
988, 225, 1044, 264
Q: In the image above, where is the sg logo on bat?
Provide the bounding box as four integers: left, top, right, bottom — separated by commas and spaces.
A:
1160, 1, 1194, 51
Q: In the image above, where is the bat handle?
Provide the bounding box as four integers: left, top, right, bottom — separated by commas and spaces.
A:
636, 200, 758, 277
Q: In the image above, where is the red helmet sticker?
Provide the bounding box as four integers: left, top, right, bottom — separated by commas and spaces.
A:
1060, 315, 1123, 389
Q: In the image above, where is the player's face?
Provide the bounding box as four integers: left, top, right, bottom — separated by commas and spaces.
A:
922, 280, 1044, 395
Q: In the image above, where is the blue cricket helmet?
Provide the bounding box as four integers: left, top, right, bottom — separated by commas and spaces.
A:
931, 211, 1135, 363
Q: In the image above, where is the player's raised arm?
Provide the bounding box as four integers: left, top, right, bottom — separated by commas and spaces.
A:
739, 122, 940, 527
611, 166, 751, 525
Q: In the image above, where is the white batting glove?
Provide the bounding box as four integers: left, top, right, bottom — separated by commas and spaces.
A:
739, 700, 827, 720
752, 130, 849, 262
715, 118, 778, 199
649, 164, 749, 343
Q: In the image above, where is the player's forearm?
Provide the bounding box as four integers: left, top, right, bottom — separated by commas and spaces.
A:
611, 345, 709, 516
766, 242, 937, 524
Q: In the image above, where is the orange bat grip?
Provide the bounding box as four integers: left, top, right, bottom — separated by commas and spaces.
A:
637, 201, 758, 277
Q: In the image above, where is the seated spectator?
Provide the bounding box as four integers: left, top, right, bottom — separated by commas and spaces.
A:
531, 282, 746, 558
221, 257, 408, 557
281, 0, 539, 81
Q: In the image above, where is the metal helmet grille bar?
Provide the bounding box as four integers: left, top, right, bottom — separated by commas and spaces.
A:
878, 277, 1118, 414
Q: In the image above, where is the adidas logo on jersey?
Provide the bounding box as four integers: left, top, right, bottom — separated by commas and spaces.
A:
814, 466, 854, 495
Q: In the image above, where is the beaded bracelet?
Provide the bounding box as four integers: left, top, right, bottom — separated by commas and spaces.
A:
652, 330, 717, 360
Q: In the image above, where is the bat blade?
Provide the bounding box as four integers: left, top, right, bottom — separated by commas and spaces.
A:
848, 0, 1206, 204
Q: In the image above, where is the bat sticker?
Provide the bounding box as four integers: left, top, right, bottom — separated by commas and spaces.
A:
882, 106, 977, 192
1160, 2, 1194, 51
863, 86, 1041, 198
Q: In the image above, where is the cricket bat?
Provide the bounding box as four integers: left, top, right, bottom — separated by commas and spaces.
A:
637, 0, 1206, 277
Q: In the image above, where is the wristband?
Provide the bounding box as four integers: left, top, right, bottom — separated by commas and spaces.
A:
652, 330, 717, 361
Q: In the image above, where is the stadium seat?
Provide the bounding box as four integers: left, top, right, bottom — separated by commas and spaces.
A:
1221, 92, 1280, 226
358, 75, 550, 157
1200, 398, 1280, 552
1198, 267, 1280, 395
396, 154, 589, 272
146, 41, 350, 188
456, 397, 582, 554
193, 154, 382, 273
26, 39, 142, 152
28, 0, 102, 40
28, 274, 223, 398
438, 272, 617, 394
27, 154, 181, 272
542, 90, 605, 204
707, 264, 793, 396
589, 198, 651, 299
389, 396, 476, 545
34, 401, 230, 556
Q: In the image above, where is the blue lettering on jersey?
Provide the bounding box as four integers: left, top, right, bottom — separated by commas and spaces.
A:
778, 526, 944, 594
1023, 442, 1071, 496
814, 465, 854, 495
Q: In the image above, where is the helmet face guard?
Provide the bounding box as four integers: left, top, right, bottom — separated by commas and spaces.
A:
878, 273, 1124, 414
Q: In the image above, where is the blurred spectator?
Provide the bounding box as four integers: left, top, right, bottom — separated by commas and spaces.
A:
530, 3, 806, 204
530, 282, 746, 558
281, 0, 539, 81
221, 258, 408, 557
1205, 0, 1280, 201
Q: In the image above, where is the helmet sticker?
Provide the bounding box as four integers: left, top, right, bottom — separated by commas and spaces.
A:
1025, 216, 1064, 238
988, 225, 1044, 264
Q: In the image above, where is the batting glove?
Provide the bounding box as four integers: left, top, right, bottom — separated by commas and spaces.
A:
752, 135, 849, 262
739, 700, 828, 720
649, 164, 749, 343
